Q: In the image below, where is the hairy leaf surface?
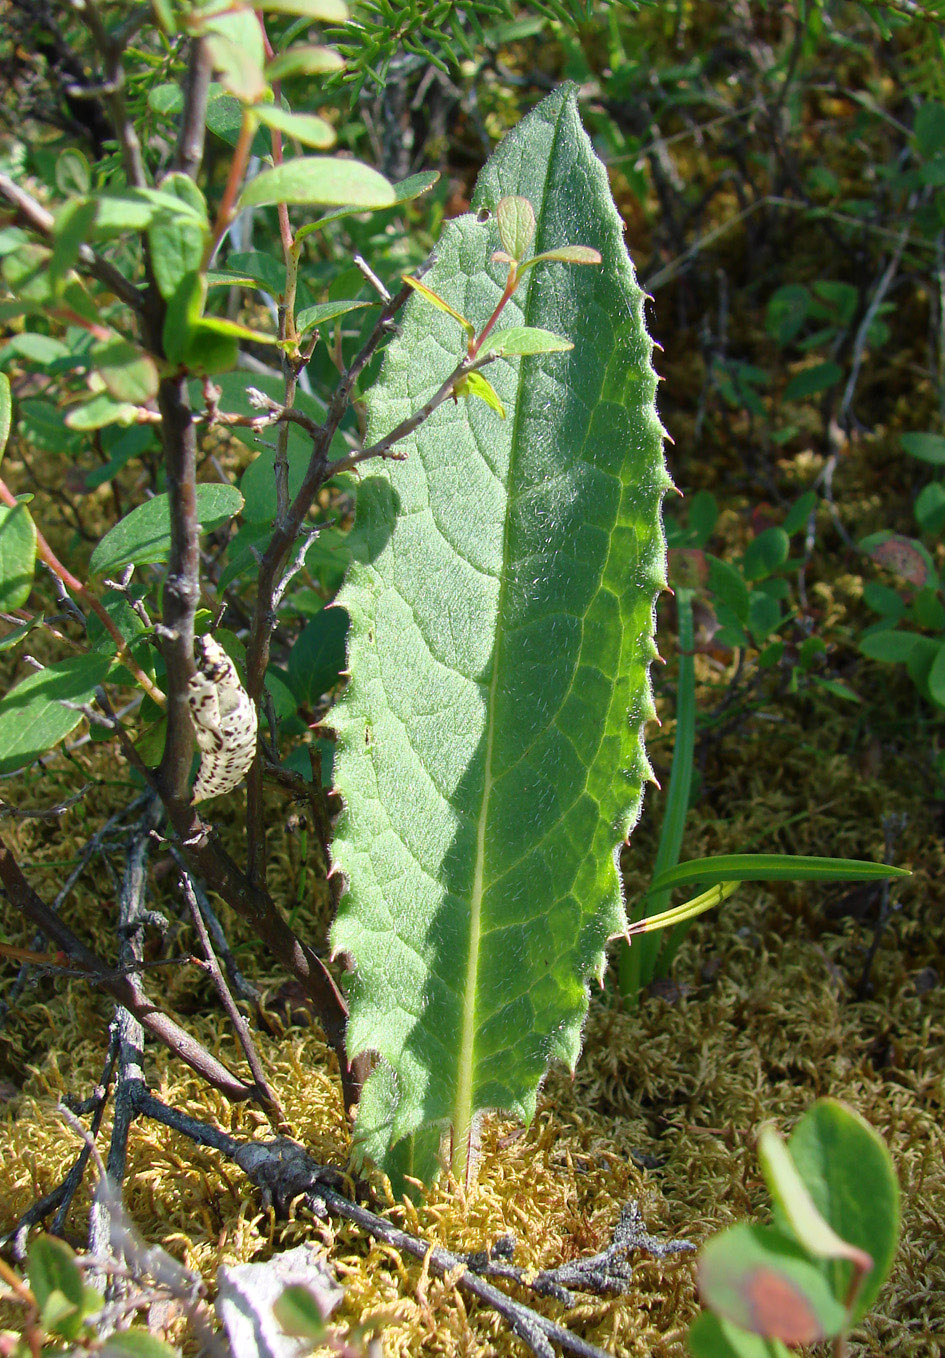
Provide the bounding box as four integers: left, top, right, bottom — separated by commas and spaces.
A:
329, 86, 669, 1180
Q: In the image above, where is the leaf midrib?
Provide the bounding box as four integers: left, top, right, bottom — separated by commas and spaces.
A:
450, 100, 568, 1178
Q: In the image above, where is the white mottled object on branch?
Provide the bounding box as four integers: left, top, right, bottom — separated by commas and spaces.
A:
187, 635, 258, 802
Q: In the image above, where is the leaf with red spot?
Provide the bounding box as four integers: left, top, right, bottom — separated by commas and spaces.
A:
697, 1224, 848, 1343
864, 534, 932, 587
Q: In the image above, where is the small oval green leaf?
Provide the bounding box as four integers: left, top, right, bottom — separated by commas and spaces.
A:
0, 502, 37, 609
65, 392, 139, 430
759, 1126, 873, 1270
480, 325, 573, 357
899, 431, 945, 464
89, 483, 244, 576
742, 527, 789, 581
496, 195, 536, 260
783, 361, 842, 402
203, 10, 266, 101
239, 157, 394, 210
28, 1235, 84, 1313
708, 555, 750, 624
91, 340, 160, 404
296, 299, 372, 335
55, 147, 91, 197
255, 105, 337, 150
264, 45, 345, 81
859, 628, 919, 663
0, 654, 111, 770
4, 333, 71, 366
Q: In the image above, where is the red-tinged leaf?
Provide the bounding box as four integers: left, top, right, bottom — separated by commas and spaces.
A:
698, 1224, 849, 1343
496, 195, 536, 260
743, 1267, 823, 1344
868, 536, 930, 586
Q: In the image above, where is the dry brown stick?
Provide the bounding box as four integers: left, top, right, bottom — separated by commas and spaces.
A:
173, 36, 211, 181
0, 1032, 120, 1258
75, 0, 147, 190
88, 808, 157, 1274
154, 375, 201, 805
179, 870, 288, 1131
159, 807, 358, 1111
0, 835, 253, 1101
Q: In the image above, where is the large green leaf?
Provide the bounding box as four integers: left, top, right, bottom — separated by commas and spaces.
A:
328, 87, 669, 1182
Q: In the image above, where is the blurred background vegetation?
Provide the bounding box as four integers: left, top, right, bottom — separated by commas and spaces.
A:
5, 0, 945, 797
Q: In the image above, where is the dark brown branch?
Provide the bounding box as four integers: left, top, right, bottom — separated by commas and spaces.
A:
243, 270, 429, 705
89, 811, 156, 1268
333, 353, 495, 474
179, 872, 288, 1130
155, 375, 201, 803
0, 172, 144, 314
75, 0, 147, 189
173, 37, 212, 180
165, 845, 260, 1004
157, 807, 359, 1110
0, 836, 253, 1102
